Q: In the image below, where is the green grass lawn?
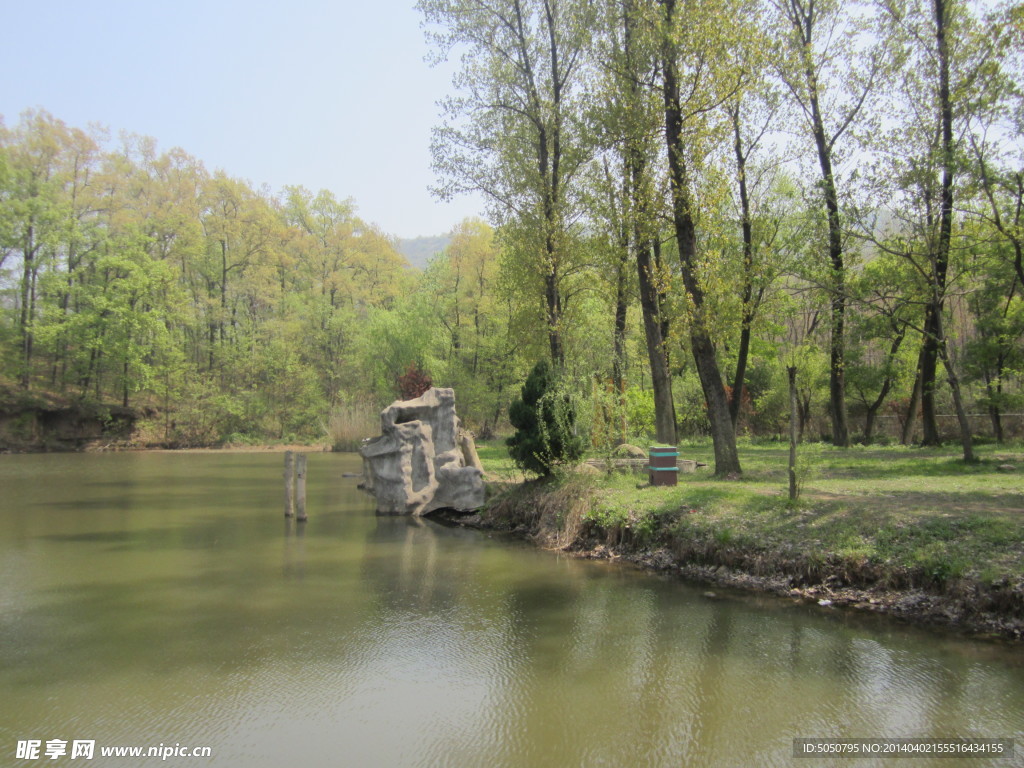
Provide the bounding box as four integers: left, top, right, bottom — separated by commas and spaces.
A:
475, 438, 1024, 589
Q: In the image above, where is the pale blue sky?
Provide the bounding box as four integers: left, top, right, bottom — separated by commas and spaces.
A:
0, 0, 484, 239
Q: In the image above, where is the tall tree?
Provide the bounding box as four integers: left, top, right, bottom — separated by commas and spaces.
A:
3, 110, 70, 388
772, 0, 884, 447
41, 121, 106, 391
599, 0, 678, 445
872, 0, 1014, 458
846, 253, 916, 443
961, 4, 1024, 442
656, 0, 746, 474
418, 0, 596, 366
962, 244, 1023, 443
198, 173, 276, 372
424, 218, 522, 434
721, 88, 802, 431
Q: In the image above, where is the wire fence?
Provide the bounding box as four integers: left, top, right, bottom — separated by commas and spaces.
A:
863, 414, 1024, 441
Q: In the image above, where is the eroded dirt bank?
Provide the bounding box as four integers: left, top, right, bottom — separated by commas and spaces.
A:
436, 478, 1024, 643
0, 392, 138, 452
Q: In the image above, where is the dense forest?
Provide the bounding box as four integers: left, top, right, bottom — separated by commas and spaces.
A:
1, 0, 1022, 466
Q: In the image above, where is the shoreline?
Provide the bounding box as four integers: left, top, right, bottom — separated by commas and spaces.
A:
128, 444, 331, 453
577, 545, 1024, 643
8, 437, 1023, 641
436, 476, 1024, 643
1, 441, 331, 454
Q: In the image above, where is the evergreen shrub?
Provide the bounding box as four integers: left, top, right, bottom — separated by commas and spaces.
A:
507, 359, 585, 476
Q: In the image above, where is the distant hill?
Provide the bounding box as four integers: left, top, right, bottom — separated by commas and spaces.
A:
397, 234, 452, 270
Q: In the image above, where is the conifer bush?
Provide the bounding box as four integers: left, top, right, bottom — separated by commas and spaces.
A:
507, 359, 585, 476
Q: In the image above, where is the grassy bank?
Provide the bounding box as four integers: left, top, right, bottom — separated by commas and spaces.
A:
471, 439, 1024, 640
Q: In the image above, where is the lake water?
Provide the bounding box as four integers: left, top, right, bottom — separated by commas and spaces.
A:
1, 452, 1021, 767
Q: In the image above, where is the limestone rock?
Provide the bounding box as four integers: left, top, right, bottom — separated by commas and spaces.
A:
613, 443, 647, 459
359, 388, 485, 516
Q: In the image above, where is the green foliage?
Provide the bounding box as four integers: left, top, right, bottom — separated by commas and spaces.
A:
507, 360, 586, 476
623, 386, 656, 441
354, 298, 438, 404
0, 109, 411, 444
587, 383, 625, 457
4, 0, 1024, 458
675, 368, 711, 436
421, 219, 525, 436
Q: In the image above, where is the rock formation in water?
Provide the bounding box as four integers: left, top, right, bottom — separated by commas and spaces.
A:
358, 387, 485, 515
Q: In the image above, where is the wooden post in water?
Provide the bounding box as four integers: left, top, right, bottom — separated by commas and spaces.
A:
296, 453, 308, 522
284, 451, 295, 517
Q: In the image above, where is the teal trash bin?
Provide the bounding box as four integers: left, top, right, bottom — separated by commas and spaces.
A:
648, 446, 679, 486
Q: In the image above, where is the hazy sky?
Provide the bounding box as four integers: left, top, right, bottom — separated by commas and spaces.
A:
0, 0, 485, 239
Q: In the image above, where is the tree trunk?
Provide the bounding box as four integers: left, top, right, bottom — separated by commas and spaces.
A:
691, 330, 740, 474
864, 378, 894, 445
989, 403, 1004, 444
612, 255, 628, 393
984, 367, 1005, 443
919, 306, 943, 445
813, 133, 849, 447
937, 328, 975, 463
637, 242, 677, 445
54, 241, 79, 391
731, 321, 753, 430
208, 321, 216, 372
220, 239, 228, 346
622, 2, 675, 446
798, 391, 811, 442
828, 291, 850, 447
793, 7, 850, 447
533, 2, 566, 371
612, 250, 629, 444
863, 328, 904, 443
123, 357, 130, 408
923, 0, 956, 447
605, 156, 630, 398
660, 0, 739, 474
544, 265, 563, 365
81, 346, 97, 398
864, 407, 878, 445
729, 106, 756, 430
653, 239, 671, 345
901, 349, 923, 445
788, 366, 799, 501
19, 222, 37, 390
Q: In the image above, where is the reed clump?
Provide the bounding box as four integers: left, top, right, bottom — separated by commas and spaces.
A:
326, 401, 380, 452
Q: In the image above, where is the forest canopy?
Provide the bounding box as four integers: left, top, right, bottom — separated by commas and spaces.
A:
2, 0, 1022, 458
